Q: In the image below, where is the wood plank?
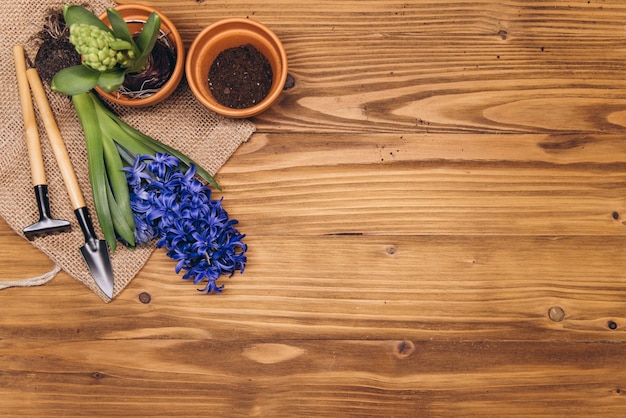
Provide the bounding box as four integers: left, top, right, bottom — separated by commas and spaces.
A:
132, 1, 626, 36
2, 232, 626, 342
0, 339, 624, 416
0, 218, 56, 279
251, 31, 626, 133
217, 132, 626, 236
6, 131, 626, 240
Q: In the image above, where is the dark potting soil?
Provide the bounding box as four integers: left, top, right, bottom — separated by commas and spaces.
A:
122, 37, 176, 93
35, 37, 82, 83
33, 8, 81, 83
208, 44, 273, 109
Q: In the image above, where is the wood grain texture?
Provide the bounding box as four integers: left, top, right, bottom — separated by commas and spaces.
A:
1, 339, 625, 416
3, 0, 626, 416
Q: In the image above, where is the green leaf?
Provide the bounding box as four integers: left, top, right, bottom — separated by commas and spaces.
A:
101, 131, 135, 232
72, 93, 118, 251
106, 7, 133, 44
106, 7, 139, 57
132, 12, 161, 72
115, 119, 222, 190
135, 12, 160, 52
92, 99, 153, 157
114, 142, 137, 166
109, 40, 133, 51
105, 183, 136, 247
90, 93, 222, 191
51, 65, 99, 95
96, 70, 126, 93
63, 5, 111, 33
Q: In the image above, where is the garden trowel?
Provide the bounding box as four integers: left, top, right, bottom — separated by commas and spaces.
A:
24, 65, 115, 299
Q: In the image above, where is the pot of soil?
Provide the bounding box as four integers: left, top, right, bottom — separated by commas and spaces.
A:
96, 4, 184, 107
185, 18, 288, 118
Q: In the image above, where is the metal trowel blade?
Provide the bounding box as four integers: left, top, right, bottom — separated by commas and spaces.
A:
80, 238, 114, 299
74, 207, 114, 299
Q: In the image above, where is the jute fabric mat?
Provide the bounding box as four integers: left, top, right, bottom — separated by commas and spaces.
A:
0, 0, 255, 301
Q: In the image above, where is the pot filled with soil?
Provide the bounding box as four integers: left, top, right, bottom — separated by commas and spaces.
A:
96, 4, 184, 107
186, 18, 288, 118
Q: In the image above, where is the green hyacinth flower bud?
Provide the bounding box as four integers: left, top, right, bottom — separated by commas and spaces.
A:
69, 23, 134, 72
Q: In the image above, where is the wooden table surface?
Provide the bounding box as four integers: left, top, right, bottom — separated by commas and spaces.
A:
2, 0, 626, 416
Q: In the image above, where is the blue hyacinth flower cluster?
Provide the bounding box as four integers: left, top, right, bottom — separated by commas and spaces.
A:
123, 153, 247, 293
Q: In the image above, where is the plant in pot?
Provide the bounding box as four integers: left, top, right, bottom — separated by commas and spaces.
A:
36, 5, 247, 295
44, 4, 220, 251
186, 18, 288, 118
51, 4, 184, 107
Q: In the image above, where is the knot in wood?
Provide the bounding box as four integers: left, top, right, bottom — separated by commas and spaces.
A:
393, 340, 416, 359
138, 292, 152, 304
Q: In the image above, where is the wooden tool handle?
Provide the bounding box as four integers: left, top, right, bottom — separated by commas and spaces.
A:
13, 45, 47, 186
25, 67, 86, 210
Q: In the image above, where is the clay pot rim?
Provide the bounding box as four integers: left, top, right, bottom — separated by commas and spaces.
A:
186, 17, 288, 118
95, 4, 185, 108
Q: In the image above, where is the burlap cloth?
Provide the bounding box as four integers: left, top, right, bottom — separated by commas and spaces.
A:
0, 0, 255, 301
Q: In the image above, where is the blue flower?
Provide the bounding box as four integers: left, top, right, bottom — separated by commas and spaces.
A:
148, 153, 180, 179
133, 213, 156, 244
122, 156, 152, 189
124, 153, 247, 293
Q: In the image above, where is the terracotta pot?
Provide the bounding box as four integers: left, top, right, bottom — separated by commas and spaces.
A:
186, 18, 288, 118
96, 4, 185, 107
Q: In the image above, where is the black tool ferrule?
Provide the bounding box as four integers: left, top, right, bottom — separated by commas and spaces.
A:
74, 207, 98, 243
33, 184, 52, 219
